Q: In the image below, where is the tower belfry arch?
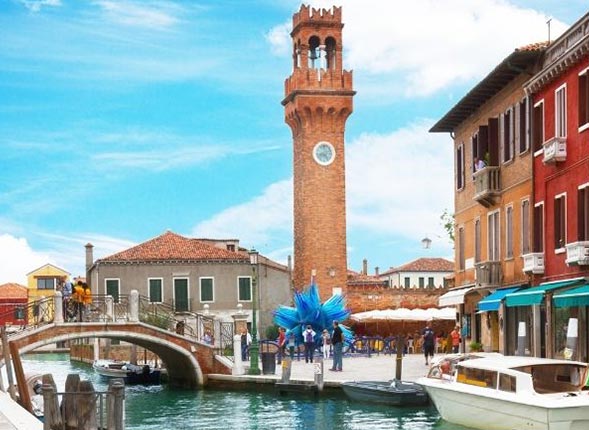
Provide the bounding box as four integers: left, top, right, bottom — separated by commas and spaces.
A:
282, 5, 355, 300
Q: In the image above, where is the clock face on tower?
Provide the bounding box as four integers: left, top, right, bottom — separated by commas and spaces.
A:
313, 141, 335, 166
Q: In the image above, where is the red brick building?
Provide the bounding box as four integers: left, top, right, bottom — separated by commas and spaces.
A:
0, 283, 28, 327
283, 5, 355, 300
522, 12, 589, 359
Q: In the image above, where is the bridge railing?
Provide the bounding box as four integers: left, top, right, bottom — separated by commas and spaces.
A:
0, 296, 55, 334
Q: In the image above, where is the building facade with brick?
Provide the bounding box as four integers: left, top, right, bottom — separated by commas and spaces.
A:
522, 12, 589, 361
283, 5, 355, 300
431, 43, 548, 354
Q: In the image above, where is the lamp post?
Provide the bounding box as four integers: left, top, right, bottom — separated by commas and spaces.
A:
248, 248, 260, 375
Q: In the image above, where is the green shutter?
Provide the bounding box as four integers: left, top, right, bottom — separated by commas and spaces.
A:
149, 279, 162, 303
106, 280, 119, 302
239, 277, 251, 301
200, 278, 213, 302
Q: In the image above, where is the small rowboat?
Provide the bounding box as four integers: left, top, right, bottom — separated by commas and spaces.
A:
341, 379, 429, 406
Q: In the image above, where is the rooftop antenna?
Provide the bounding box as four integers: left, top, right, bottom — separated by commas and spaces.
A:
546, 17, 552, 43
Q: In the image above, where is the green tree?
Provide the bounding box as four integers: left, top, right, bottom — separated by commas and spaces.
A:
440, 209, 455, 244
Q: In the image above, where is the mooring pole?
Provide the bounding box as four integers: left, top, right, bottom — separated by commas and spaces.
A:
395, 335, 405, 380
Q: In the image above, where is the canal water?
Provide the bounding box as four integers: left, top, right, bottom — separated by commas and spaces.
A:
21, 353, 475, 430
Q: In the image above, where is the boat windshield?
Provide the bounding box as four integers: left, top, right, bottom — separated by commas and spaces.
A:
515, 363, 588, 393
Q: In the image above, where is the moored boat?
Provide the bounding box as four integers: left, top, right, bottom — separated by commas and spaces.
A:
417, 354, 589, 430
92, 360, 161, 385
341, 379, 429, 406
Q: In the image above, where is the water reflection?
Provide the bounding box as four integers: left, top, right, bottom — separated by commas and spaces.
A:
20, 353, 475, 430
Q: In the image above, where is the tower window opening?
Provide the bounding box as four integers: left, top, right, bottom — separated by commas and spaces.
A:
325, 37, 336, 70
308, 36, 320, 68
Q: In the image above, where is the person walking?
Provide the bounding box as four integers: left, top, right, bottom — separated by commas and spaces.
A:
303, 325, 316, 363
82, 282, 92, 320
321, 329, 330, 359
451, 325, 461, 353
329, 320, 343, 371
422, 321, 435, 365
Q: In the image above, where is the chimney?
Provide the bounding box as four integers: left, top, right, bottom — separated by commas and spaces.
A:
85, 243, 94, 287
375, 266, 379, 276
362, 258, 368, 275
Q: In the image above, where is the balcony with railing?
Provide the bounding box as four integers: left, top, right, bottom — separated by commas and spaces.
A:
473, 166, 500, 207
475, 261, 501, 287
542, 136, 567, 164
522, 252, 545, 274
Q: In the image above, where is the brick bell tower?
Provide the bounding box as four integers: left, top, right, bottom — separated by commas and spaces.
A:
282, 5, 355, 300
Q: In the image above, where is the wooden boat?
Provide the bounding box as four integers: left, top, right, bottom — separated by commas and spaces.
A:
92, 360, 161, 385
417, 354, 589, 430
341, 379, 429, 406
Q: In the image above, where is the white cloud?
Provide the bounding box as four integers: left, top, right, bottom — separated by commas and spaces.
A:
265, 21, 291, 56
268, 0, 570, 98
192, 180, 293, 250
346, 121, 453, 239
0, 230, 136, 285
93, 1, 180, 29
0, 234, 50, 285
191, 121, 453, 261
18, 0, 61, 13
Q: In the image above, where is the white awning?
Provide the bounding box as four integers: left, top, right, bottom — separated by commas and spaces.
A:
350, 307, 455, 322
438, 286, 475, 307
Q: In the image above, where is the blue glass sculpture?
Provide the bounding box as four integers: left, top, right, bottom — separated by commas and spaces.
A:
273, 283, 353, 342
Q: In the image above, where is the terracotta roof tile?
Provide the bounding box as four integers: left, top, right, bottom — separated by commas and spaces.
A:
515, 41, 550, 52
98, 231, 248, 263
347, 272, 385, 286
0, 283, 28, 299
383, 258, 454, 273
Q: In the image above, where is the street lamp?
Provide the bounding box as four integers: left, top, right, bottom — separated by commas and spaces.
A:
248, 248, 260, 375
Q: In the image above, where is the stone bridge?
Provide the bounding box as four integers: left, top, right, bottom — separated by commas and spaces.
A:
0, 291, 233, 407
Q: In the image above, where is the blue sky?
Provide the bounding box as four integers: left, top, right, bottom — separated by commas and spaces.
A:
1, 0, 587, 284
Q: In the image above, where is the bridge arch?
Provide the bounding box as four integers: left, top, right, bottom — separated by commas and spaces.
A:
5, 322, 226, 389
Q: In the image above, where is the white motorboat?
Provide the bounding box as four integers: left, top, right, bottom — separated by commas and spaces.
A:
92, 360, 162, 385
417, 354, 589, 430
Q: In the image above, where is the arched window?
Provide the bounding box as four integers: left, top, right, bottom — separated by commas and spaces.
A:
325, 37, 336, 70
308, 36, 320, 68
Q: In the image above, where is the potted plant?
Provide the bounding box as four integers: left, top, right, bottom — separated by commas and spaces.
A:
469, 340, 484, 352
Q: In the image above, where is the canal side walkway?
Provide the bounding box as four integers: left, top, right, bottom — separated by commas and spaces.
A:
208, 352, 432, 389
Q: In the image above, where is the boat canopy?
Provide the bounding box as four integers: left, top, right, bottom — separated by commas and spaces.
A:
553, 284, 589, 308
505, 279, 584, 307
477, 286, 522, 311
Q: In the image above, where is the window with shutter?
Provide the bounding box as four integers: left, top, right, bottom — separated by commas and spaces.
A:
554, 194, 566, 250
578, 186, 589, 241
533, 203, 544, 252
521, 199, 530, 255
506, 206, 513, 259
579, 69, 589, 129
555, 85, 567, 138
532, 101, 544, 152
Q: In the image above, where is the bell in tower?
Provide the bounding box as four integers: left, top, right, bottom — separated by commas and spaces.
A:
282, 5, 355, 301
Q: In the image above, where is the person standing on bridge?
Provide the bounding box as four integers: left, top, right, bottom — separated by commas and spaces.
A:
82, 283, 92, 320
72, 281, 85, 322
